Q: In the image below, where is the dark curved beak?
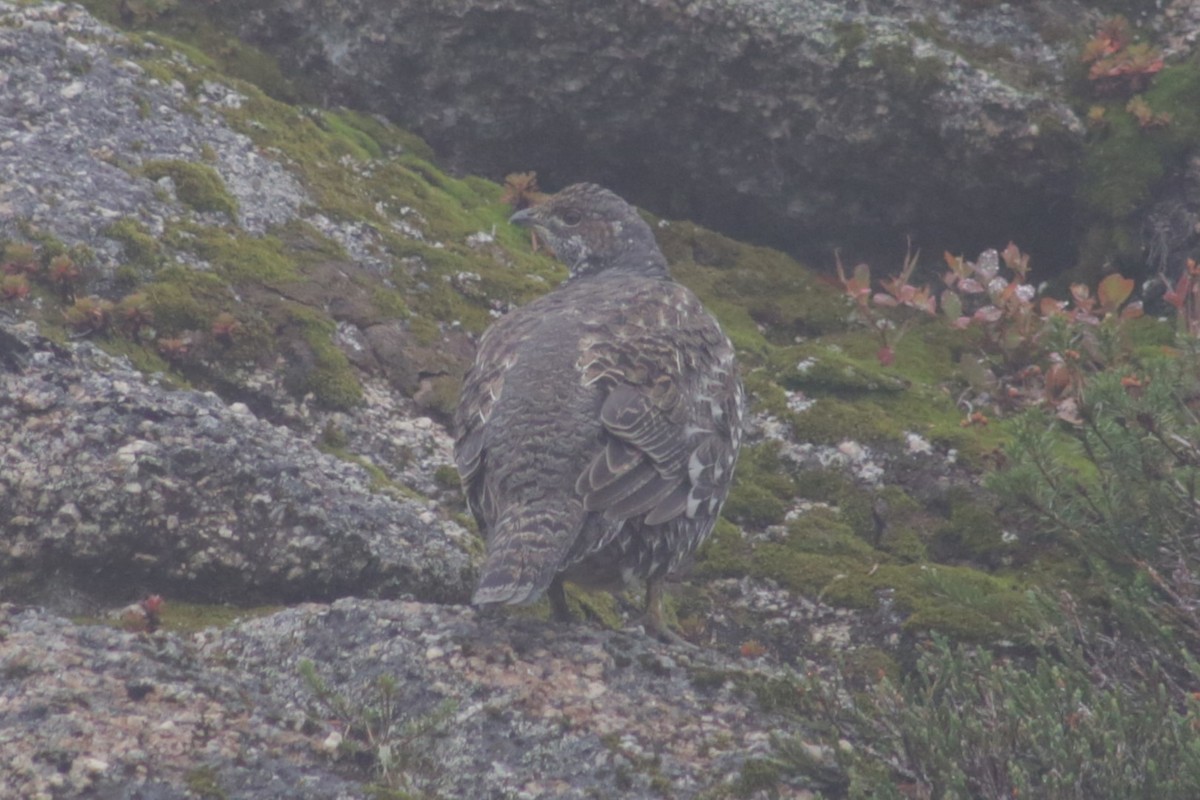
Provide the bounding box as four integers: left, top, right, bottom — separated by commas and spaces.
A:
509, 206, 538, 227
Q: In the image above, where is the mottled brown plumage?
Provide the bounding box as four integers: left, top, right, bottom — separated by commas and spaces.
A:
454, 183, 743, 639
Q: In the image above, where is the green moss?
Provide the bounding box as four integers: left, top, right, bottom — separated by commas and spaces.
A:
840, 646, 900, 686
1126, 315, 1175, 351
20, 227, 70, 262
832, 21, 868, 56
788, 397, 900, 446
317, 109, 383, 161
1081, 109, 1163, 221
878, 524, 927, 562
158, 601, 282, 633
723, 442, 799, 529
753, 541, 1036, 640
724, 483, 789, 529
82, 0, 305, 102
772, 343, 909, 394
334, 107, 438, 161
179, 224, 296, 283
406, 315, 442, 346
696, 518, 753, 578
563, 583, 626, 630
142, 265, 229, 331
784, 506, 875, 559
287, 306, 363, 410
869, 486, 930, 561
184, 766, 228, 800
136, 57, 178, 87
754, 545, 878, 606
370, 287, 410, 320
1078, 55, 1200, 272
433, 464, 460, 490
733, 759, 782, 796
105, 217, 160, 268
101, 337, 185, 386
142, 159, 238, 216
742, 369, 791, 418
318, 444, 393, 491
659, 221, 846, 353
930, 489, 1012, 563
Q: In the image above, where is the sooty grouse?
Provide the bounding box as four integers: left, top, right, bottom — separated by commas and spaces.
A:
454, 183, 744, 640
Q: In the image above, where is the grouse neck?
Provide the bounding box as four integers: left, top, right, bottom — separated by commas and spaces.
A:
567, 256, 670, 282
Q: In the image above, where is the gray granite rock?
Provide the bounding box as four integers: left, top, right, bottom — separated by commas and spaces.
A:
0, 318, 475, 610
216, 0, 1101, 264
0, 599, 836, 799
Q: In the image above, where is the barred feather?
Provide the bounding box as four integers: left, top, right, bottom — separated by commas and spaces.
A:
454, 184, 744, 616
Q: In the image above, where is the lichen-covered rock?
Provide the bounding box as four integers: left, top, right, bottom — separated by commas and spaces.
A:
0, 318, 474, 610
0, 599, 840, 799
0, 1, 306, 268
215, 0, 1096, 263
0, 604, 369, 799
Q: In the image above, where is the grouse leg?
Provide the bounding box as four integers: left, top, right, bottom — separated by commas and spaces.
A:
642, 578, 694, 647
548, 575, 572, 622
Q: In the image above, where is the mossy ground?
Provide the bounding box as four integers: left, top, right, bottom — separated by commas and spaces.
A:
142, 159, 239, 216
15, 0, 1160, 688
76, 601, 282, 634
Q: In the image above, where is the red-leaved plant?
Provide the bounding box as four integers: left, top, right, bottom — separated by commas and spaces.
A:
840, 242, 1145, 423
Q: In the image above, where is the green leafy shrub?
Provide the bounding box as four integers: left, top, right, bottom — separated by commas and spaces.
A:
990, 350, 1200, 681
831, 636, 1200, 800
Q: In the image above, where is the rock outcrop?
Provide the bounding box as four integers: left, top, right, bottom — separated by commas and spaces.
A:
217, 0, 1101, 264
0, 319, 474, 611
3, 599, 842, 798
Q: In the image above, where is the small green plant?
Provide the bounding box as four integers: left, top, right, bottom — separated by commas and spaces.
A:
0, 274, 30, 301
837, 244, 933, 366
117, 293, 154, 342
1, 242, 38, 276
64, 296, 114, 336
298, 659, 456, 794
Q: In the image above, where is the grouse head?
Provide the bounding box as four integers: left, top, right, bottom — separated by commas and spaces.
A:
509, 183, 669, 279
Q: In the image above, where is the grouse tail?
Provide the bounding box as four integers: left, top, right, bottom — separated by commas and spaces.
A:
472, 503, 581, 606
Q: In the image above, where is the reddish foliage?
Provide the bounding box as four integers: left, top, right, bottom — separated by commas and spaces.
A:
841, 241, 1147, 422
500, 172, 548, 211
1082, 18, 1164, 93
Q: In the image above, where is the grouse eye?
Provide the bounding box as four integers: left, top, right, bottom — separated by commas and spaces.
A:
560, 208, 583, 227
